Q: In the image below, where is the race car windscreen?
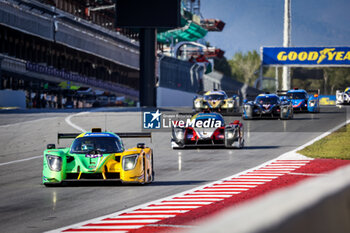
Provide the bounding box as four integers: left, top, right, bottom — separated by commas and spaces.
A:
287, 92, 307, 99
70, 137, 123, 154
204, 94, 226, 100
255, 96, 280, 105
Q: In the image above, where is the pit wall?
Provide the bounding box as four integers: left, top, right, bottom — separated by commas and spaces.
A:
0, 89, 26, 108
157, 56, 262, 107
156, 87, 195, 107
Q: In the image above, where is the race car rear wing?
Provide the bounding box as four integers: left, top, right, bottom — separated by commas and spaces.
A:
57, 132, 152, 144
196, 90, 240, 97
276, 90, 288, 96
277, 89, 320, 95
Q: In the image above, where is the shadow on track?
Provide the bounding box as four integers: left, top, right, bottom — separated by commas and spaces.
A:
44, 181, 123, 187
291, 117, 320, 120
174, 145, 280, 150
243, 145, 280, 150
43, 180, 208, 187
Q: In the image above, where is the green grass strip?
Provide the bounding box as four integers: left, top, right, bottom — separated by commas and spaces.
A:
298, 124, 350, 160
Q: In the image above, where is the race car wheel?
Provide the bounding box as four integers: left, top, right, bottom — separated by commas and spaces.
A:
44, 182, 62, 187
146, 153, 154, 183
137, 156, 146, 185
150, 153, 155, 182
242, 114, 250, 120
142, 155, 153, 185
238, 137, 244, 149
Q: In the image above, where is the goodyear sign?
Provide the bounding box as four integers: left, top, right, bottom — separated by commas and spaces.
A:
263, 47, 350, 66
319, 95, 336, 105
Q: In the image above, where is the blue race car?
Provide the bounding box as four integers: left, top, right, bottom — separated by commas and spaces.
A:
242, 94, 293, 120
284, 89, 320, 113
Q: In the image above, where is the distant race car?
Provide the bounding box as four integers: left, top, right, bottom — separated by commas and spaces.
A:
171, 112, 244, 149
193, 90, 240, 114
242, 94, 293, 120
42, 128, 154, 186
280, 89, 320, 113
336, 87, 350, 105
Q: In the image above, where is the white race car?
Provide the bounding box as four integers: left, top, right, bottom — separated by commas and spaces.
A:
336, 87, 350, 105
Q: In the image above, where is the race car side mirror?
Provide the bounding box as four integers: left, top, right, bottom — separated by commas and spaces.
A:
137, 143, 145, 149
47, 144, 56, 149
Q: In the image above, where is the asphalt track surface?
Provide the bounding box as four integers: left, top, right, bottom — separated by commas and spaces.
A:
0, 106, 349, 233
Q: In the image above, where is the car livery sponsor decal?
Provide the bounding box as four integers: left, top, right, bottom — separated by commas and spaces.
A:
85, 153, 103, 158
319, 95, 336, 105
84, 133, 114, 137
142, 111, 224, 131
292, 101, 304, 108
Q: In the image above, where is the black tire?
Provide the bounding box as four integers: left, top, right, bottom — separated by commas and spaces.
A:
43, 182, 61, 187
150, 153, 154, 182
240, 138, 244, 148
137, 156, 147, 185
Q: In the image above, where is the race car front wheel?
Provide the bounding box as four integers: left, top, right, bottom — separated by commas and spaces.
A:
149, 153, 154, 182
237, 137, 244, 149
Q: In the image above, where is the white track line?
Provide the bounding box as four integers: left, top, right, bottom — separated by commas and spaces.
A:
0, 117, 60, 128
0, 155, 42, 167
0, 112, 90, 167
64, 111, 89, 132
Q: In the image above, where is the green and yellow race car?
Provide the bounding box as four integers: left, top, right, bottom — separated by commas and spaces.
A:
193, 90, 240, 114
42, 128, 154, 186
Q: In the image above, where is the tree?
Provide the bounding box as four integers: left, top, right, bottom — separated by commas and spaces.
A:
288, 67, 350, 94
324, 68, 350, 94
228, 50, 261, 86
213, 56, 232, 77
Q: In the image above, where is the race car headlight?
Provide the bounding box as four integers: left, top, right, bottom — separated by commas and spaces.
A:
122, 154, 139, 171
174, 128, 185, 140
309, 101, 315, 107
46, 154, 62, 172
281, 106, 288, 112
227, 132, 234, 139
227, 101, 234, 108
194, 101, 202, 108
225, 129, 237, 139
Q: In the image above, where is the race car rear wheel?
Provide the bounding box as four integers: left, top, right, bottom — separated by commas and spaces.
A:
148, 153, 154, 183
238, 137, 244, 149
143, 156, 147, 184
